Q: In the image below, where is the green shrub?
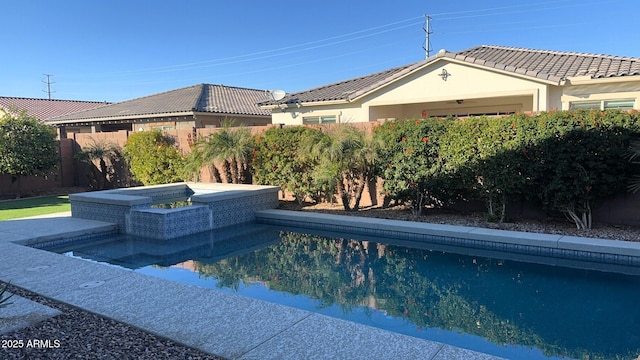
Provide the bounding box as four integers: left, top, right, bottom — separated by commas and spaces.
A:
531, 110, 640, 229
252, 126, 324, 204
123, 130, 185, 185
434, 110, 640, 227
374, 118, 454, 214
440, 115, 538, 222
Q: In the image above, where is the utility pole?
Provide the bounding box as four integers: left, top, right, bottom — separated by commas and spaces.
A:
42, 74, 55, 99
422, 14, 432, 59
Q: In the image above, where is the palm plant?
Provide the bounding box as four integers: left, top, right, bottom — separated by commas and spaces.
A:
187, 120, 255, 184
79, 138, 120, 189
303, 125, 377, 211
227, 127, 255, 184
188, 134, 223, 183
628, 139, 640, 194
183, 142, 207, 182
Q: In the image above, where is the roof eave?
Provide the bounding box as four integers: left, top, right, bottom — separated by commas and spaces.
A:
565, 74, 640, 85
261, 99, 351, 110
192, 111, 270, 118
48, 111, 195, 125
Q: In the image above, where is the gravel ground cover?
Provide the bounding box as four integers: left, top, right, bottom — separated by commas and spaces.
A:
280, 201, 640, 242
0, 284, 224, 360
1, 199, 638, 359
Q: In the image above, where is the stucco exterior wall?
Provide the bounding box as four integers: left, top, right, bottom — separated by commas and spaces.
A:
271, 60, 559, 125
271, 102, 366, 125
365, 62, 548, 107
560, 80, 640, 110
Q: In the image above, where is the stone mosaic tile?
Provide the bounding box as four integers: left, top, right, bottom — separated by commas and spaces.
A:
72, 184, 279, 240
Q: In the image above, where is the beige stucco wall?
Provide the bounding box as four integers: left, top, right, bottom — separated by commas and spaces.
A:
366, 62, 547, 105
560, 79, 640, 110
271, 102, 365, 125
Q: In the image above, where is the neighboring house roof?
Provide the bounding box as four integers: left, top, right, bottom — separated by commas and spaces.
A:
264, 45, 640, 106
0, 97, 108, 120
48, 83, 271, 124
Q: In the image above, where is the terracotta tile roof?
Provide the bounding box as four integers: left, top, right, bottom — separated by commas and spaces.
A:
264, 45, 640, 106
0, 97, 108, 121
48, 84, 271, 123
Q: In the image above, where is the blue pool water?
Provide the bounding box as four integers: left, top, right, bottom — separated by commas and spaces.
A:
37, 223, 640, 360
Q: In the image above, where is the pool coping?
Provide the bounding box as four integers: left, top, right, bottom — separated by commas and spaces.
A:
3, 209, 638, 359
254, 209, 640, 270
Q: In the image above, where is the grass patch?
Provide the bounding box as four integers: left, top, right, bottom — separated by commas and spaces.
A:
0, 195, 71, 221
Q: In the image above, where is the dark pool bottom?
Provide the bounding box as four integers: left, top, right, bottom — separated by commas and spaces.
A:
35, 223, 640, 360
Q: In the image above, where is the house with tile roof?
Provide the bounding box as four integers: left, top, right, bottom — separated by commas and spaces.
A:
47, 83, 273, 137
261, 45, 640, 125
0, 97, 108, 121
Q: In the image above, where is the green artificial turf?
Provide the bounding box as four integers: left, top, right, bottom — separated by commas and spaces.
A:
0, 195, 71, 221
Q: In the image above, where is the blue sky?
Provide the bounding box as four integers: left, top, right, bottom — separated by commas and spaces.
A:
2, 0, 638, 102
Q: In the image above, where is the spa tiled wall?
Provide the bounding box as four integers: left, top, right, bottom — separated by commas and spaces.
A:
71, 184, 279, 240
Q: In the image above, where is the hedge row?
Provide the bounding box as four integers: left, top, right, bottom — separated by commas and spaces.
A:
249, 110, 640, 228
123, 110, 640, 229
373, 110, 640, 227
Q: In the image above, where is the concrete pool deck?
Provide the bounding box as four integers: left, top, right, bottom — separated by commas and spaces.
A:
2, 211, 638, 359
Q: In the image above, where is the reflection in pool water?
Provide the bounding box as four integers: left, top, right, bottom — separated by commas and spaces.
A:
42, 224, 640, 360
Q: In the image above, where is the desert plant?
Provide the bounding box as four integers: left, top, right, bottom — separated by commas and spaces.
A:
302, 125, 377, 211
187, 122, 255, 184
0, 282, 14, 309
77, 138, 122, 189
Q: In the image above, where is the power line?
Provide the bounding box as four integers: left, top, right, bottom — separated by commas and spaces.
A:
77, 16, 424, 77
42, 74, 55, 99
423, 14, 432, 59
54, 0, 623, 89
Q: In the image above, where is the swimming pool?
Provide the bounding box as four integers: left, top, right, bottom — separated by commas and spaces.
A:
36, 223, 640, 360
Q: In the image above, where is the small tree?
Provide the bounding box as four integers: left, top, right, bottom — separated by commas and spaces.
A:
0, 112, 59, 198
123, 130, 185, 185
252, 126, 323, 205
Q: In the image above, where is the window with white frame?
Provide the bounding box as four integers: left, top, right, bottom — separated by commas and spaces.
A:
302, 115, 337, 124
604, 99, 635, 109
570, 99, 635, 110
